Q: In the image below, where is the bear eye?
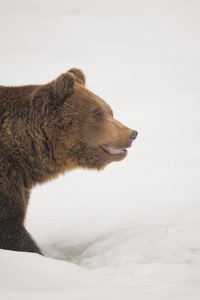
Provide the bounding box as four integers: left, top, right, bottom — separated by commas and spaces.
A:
95, 112, 103, 120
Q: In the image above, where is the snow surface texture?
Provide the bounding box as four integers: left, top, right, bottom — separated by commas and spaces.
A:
0, 0, 200, 299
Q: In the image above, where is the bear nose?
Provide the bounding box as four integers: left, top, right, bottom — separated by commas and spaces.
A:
129, 130, 138, 143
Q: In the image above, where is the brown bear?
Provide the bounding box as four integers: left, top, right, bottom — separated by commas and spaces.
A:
0, 68, 137, 254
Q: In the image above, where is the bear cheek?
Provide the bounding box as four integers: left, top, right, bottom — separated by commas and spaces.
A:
82, 118, 105, 147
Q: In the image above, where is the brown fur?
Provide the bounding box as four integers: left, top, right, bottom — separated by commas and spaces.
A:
0, 68, 137, 254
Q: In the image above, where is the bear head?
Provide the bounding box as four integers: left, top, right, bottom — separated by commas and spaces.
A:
32, 68, 137, 171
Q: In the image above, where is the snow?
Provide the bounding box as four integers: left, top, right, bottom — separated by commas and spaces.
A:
0, 0, 200, 299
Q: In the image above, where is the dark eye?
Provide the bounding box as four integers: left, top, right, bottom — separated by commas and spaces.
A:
95, 112, 103, 120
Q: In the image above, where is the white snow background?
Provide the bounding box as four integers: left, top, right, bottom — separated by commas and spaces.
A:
0, 0, 200, 299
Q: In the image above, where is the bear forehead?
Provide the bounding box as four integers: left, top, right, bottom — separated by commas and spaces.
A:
74, 83, 113, 115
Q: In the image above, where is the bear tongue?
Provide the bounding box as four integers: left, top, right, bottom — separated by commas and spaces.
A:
101, 144, 127, 156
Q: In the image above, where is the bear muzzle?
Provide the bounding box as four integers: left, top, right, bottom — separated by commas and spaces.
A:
101, 130, 138, 157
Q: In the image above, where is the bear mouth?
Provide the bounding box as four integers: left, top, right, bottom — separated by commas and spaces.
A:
101, 144, 127, 156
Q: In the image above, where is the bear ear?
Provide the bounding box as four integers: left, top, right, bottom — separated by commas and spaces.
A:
32, 73, 75, 116
68, 68, 86, 86
52, 72, 75, 99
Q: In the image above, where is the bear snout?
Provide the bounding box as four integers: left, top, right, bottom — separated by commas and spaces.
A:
129, 130, 138, 144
